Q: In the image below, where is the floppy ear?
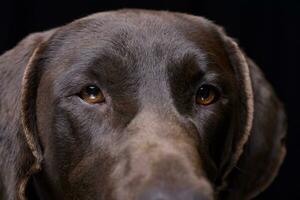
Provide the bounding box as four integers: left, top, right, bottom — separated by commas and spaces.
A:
217, 31, 287, 199
20, 36, 50, 200
0, 30, 55, 200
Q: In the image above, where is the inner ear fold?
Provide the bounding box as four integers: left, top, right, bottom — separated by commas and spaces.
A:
20, 45, 44, 172
215, 30, 254, 191
18, 32, 54, 200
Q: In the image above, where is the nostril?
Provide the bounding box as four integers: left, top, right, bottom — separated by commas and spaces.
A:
139, 188, 170, 200
188, 192, 212, 200
138, 187, 212, 200
179, 189, 212, 200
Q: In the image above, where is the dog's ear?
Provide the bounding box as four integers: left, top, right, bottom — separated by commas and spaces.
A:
19, 33, 53, 200
0, 30, 55, 200
217, 30, 287, 199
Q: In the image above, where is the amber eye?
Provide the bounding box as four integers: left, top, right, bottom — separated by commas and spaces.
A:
79, 85, 105, 104
196, 85, 219, 105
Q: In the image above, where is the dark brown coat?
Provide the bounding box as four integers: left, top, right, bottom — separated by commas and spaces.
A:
0, 9, 286, 200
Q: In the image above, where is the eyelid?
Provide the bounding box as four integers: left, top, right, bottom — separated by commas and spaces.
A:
195, 81, 222, 96
58, 68, 103, 96
61, 80, 102, 98
202, 71, 228, 89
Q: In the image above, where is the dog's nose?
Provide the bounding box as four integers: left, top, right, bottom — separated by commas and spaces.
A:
138, 186, 212, 200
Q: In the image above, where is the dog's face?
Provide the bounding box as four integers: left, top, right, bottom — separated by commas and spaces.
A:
13, 10, 286, 200
34, 11, 238, 200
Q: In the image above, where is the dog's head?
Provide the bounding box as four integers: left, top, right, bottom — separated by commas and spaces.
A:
14, 9, 286, 200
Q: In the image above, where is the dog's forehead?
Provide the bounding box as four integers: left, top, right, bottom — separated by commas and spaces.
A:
78, 9, 215, 38
48, 10, 232, 101
49, 10, 230, 75
54, 10, 222, 59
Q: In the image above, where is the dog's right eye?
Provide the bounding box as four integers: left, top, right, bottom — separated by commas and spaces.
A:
79, 85, 105, 104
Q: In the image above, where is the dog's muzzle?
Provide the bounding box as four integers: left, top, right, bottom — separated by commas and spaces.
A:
110, 110, 214, 200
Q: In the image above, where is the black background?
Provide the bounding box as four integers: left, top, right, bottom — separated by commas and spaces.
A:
0, 0, 299, 199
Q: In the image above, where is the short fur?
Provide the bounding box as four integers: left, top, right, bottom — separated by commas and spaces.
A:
0, 9, 286, 200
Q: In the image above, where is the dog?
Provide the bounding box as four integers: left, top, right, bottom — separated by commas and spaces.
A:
0, 9, 287, 200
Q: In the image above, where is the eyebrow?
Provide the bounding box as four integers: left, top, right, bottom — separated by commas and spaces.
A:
167, 48, 207, 79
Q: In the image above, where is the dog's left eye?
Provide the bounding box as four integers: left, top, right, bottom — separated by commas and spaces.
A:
196, 85, 219, 106
79, 85, 105, 104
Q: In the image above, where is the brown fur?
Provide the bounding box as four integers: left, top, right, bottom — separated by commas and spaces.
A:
0, 9, 286, 200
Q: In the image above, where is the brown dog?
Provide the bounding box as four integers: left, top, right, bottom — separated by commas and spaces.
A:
0, 9, 287, 200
